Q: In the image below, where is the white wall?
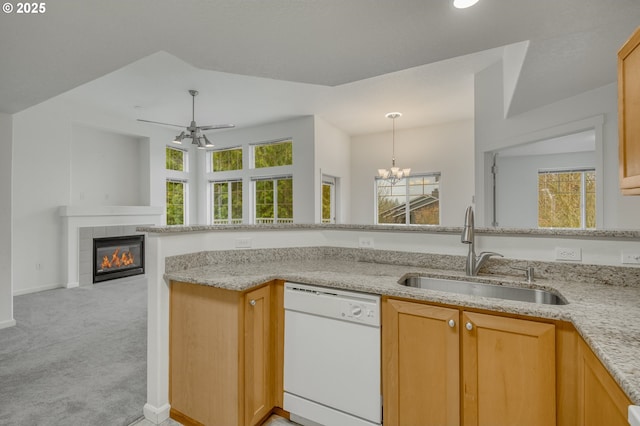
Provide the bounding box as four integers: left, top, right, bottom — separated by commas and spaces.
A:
195, 116, 316, 224
11, 98, 173, 295
0, 113, 14, 329
314, 116, 351, 223
70, 125, 144, 206
474, 63, 640, 229
350, 120, 474, 225
495, 151, 595, 228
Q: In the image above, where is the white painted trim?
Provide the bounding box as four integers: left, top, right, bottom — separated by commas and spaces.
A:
143, 403, 170, 424
0, 319, 16, 330
13, 283, 63, 296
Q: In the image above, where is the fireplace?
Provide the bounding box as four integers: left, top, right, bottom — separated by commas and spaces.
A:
93, 235, 145, 283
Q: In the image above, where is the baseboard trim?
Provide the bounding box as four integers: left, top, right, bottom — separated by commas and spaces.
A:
0, 318, 16, 330
143, 403, 170, 424
13, 284, 63, 296
170, 408, 204, 426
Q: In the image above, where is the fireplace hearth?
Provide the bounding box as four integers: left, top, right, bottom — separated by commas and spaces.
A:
93, 235, 145, 283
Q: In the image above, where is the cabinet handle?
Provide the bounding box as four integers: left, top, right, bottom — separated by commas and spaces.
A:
448, 319, 456, 328
249, 299, 256, 306
465, 322, 473, 331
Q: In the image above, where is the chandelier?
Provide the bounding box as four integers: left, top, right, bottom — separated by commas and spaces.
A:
378, 112, 410, 185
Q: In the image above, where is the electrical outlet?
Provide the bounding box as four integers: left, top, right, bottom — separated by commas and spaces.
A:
555, 247, 581, 261
359, 237, 374, 249
621, 252, 640, 264
235, 237, 252, 249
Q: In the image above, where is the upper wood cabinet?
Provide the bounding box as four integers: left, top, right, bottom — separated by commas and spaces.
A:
618, 26, 640, 194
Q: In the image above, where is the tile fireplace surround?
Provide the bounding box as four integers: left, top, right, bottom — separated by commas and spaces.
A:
59, 206, 163, 288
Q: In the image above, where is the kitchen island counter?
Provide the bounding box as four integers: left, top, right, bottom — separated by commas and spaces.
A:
164, 246, 640, 407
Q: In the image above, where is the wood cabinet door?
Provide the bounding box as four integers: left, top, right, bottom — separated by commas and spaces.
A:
382, 298, 460, 426
244, 285, 274, 426
462, 311, 556, 426
577, 339, 631, 426
169, 282, 242, 426
619, 26, 640, 194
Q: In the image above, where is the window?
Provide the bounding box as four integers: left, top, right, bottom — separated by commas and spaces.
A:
166, 146, 188, 225
212, 147, 242, 172
253, 139, 293, 168
166, 146, 186, 171
322, 176, 336, 224
211, 180, 243, 224
376, 173, 441, 225
254, 176, 293, 224
538, 169, 595, 229
166, 180, 186, 225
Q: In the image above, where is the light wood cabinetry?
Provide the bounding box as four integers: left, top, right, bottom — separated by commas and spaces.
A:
462, 311, 556, 426
618, 26, 640, 194
169, 280, 283, 426
576, 337, 631, 426
382, 299, 460, 426
383, 298, 556, 426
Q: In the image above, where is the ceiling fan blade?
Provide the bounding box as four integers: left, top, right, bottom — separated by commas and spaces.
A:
137, 119, 186, 129
200, 124, 236, 131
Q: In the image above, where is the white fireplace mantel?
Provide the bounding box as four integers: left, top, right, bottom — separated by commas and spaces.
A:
60, 205, 163, 288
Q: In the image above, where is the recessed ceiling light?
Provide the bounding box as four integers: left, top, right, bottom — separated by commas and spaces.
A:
453, 0, 480, 9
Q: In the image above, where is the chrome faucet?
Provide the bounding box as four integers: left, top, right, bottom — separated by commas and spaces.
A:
461, 206, 503, 276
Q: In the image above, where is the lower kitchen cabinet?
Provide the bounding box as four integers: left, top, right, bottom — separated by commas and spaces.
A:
576, 337, 631, 426
382, 299, 460, 425
383, 298, 556, 426
462, 311, 556, 426
169, 280, 283, 426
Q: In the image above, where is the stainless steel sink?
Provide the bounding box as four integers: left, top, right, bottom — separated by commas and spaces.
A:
400, 276, 567, 305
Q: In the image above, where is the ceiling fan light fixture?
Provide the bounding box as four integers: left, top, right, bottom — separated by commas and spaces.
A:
453, 0, 480, 8
203, 134, 214, 148
173, 131, 186, 144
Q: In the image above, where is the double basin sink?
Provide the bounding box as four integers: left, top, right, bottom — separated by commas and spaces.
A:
400, 275, 567, 305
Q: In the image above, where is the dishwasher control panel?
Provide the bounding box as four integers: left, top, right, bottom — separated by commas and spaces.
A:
284, 282, 380, 327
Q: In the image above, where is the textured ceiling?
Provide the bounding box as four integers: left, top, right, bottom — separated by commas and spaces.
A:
1, 0, 639, 133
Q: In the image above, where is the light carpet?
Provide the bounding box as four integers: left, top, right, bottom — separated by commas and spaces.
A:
0, 278, 147, 426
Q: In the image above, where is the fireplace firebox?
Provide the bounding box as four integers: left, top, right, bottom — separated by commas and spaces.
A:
93, 235, 145, 283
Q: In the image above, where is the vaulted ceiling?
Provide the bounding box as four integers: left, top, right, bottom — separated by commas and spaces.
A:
1, 0, 639, 134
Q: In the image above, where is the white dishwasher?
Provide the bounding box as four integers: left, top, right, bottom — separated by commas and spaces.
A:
283, 282, 382, 426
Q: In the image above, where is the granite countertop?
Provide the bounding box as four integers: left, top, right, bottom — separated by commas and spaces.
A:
139, 222, 640, 239
164, 248, 640, 406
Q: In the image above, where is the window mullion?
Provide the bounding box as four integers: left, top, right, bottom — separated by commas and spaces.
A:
405, 179, 410, 225
273, 179, 279, 222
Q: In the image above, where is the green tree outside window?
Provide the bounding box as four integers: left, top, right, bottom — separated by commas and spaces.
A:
166, 181, 185, 225
254, 140, 292, 168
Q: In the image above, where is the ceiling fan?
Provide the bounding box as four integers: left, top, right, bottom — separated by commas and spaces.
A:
137, 89, 235, 149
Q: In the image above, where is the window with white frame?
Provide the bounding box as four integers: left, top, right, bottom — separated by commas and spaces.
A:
538, 168, 595, 229
166, 146, 189, 225
211, 179, 243, 224
253, 176, 293, 224
252, 139, 293, 168
376, 173, 441, 225
211, 147, 243, 172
